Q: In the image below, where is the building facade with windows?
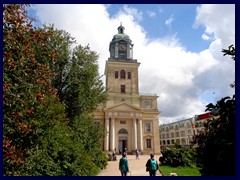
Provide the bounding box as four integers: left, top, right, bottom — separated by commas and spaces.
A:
93, 24, 161, 155
159, 112, 212, 148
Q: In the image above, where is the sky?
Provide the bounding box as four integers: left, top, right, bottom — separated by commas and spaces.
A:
29, 4, 235, 124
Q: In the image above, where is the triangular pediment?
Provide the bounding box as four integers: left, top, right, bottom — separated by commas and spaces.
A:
104, 102, 141, 111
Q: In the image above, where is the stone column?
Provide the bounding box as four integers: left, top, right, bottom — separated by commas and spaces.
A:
104, 117, 109, 151
110, 118, 115, 151
138, 118, 143, 151
133, 118, 137, 150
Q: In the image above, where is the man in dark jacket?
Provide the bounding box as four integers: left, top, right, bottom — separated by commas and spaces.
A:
146, 153, 159, 176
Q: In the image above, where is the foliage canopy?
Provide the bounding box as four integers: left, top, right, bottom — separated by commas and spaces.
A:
3, 4, 107, 176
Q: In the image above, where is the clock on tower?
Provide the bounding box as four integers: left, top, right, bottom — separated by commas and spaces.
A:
119, 44, 126, 51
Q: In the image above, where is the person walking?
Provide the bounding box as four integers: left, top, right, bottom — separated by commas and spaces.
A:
119, 152, 129, 176
135, 149, 140, 160
145, 153, 159, 176
124, 147, 128, 155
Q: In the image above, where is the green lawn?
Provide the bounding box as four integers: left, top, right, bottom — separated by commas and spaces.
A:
159, 165, 201, 176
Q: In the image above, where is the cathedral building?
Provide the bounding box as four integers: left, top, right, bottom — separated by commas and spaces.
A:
93, 24, 160, 155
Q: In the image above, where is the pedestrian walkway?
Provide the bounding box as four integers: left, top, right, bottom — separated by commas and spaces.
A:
97, 155, 162, 176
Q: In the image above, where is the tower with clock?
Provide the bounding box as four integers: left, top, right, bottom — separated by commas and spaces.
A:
109, 23, 133, 60
93, 24, 161, 155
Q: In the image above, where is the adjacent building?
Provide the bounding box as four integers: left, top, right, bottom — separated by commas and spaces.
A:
159, 112, 212, 148
93, 24, 161, 155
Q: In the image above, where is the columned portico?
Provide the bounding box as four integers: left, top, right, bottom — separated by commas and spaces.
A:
103, 109, 148, 153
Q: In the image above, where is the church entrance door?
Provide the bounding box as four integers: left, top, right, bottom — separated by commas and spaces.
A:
118, 128, 128, 154
119, 138, 127, 154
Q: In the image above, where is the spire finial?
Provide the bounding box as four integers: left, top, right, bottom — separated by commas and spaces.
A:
118, 22, 125, 34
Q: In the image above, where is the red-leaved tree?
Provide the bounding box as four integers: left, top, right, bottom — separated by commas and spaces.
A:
3, 4, 61, 175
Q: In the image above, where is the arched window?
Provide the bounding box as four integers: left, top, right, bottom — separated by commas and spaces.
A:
175, 124, 179, 130
195, 122, 199, 127
118, 129, 128, 134
120, 69, 126, 79
167, 140, 170, 145
166, 127, 169, 132
186, 121, 191, 129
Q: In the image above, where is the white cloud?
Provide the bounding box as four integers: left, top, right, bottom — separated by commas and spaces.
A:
121, 5, 143, 22
165, 14, 174, 27
194, 4, 235, 48
201, 33, 210, 40
32, 4, 235, 124
146, 10, 156, 17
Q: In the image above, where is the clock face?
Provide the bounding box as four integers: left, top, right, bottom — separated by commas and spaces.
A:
119, 44, 126, 51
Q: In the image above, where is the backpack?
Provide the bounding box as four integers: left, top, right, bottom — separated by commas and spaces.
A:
149, 159, 157, 171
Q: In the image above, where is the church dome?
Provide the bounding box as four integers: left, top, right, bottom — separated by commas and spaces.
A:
111, 23, 132, 43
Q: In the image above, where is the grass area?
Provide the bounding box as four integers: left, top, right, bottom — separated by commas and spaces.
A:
159, 165, 201, 176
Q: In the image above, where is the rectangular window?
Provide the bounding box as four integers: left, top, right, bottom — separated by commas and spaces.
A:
128, 72, 131, 79
175, 131, 180, 137
120, 120, 126, 124
146, 139, 151, 148
145, 122, 151, 132
166, 133, 169, 139
115, 71, 118, 78
144, 101, 150, 107
121, 85, 125, 93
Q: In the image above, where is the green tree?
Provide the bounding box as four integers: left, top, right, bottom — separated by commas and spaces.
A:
194, 45, 235, 176
44, 26, 108, 174
45, 26, 107, 120
3, 4, 72, 175
3, 4, 108, 175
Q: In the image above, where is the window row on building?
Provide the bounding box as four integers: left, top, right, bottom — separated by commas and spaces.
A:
159, 112, 213, 148
115, 69, 131, 79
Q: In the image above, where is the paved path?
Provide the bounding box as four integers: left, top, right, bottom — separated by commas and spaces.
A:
97, 155, 162, 176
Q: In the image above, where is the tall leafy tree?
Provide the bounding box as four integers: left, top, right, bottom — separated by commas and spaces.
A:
44, 26, 108, 173
3, 4, 72, 175
45, 26, 107, 120
4, 4, 108, 176
194, 45, 235, 176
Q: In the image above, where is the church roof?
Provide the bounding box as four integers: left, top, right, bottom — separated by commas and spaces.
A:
104, 102, 142, 112
195, 112, 212, 120
111, 23, 132, 44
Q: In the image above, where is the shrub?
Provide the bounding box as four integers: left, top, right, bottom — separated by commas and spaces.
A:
160, 148, 197, 167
